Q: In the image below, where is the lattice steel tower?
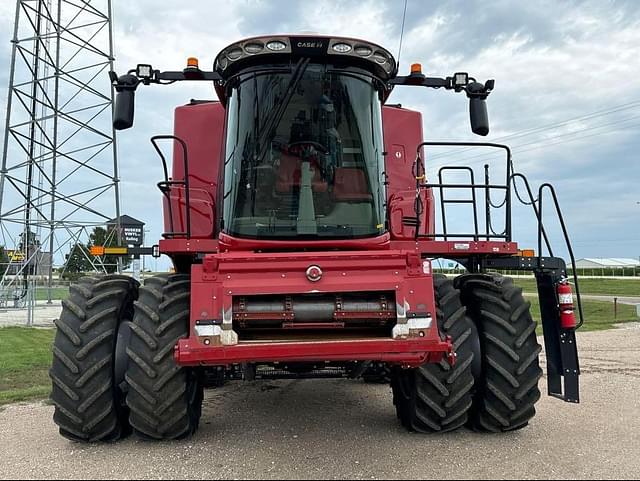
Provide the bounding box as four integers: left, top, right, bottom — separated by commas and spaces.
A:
0, 0, 121, 323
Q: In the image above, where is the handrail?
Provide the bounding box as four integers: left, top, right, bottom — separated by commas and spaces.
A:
150, 135, 192, 239
538, 183, 585, 329
510, 173, 554, 256
413, 142, 512, 242
409, 142, 583, 330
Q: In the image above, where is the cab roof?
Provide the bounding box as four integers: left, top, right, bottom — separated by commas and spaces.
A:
214, 35, 398, 82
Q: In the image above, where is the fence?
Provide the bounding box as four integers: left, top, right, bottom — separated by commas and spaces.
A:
432, 267, 640, 278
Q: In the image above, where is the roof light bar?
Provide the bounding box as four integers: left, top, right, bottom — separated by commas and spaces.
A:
214, 36, 397, 80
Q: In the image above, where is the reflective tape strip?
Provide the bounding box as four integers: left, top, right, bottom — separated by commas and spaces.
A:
103, 247, 129, 255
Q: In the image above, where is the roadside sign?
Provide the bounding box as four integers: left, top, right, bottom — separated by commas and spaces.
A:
7, 250, 25, 262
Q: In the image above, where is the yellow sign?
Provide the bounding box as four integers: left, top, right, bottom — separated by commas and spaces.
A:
7, 250, 26, 262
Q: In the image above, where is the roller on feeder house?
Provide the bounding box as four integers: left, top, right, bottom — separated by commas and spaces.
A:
50, 34, 582, 442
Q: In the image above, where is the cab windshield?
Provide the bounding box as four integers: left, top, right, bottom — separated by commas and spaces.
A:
223, 63, 386, 239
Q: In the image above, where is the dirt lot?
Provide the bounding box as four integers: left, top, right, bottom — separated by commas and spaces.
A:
1, 325, 639, 480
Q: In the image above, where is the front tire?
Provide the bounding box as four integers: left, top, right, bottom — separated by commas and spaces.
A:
456, 274, 543, 432
391, 275, 477, 433
50, 275, 138, 442
125, 274, 203, 440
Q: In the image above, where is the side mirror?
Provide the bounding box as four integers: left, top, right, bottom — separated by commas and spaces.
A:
469, 97, 489, 136
113, 74, 139, 130
467, 81, 490, 136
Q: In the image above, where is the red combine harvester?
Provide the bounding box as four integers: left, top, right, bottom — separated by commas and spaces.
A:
50, 35, 582, 442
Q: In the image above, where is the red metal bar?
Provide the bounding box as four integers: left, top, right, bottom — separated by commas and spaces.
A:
390, 239, 519, 256
175, 337, 453, 368
159, 238, 219, 255
218, 232, 391, 251
160, 237, 517, 258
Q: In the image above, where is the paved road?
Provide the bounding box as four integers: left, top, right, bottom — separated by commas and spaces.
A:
1, 325, 640, 480
578, 295, 640, 305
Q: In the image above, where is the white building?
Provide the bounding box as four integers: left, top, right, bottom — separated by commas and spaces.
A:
575, 258, 640, 269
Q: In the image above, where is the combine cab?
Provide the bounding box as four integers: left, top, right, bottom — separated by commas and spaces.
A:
50, 35, 581, 441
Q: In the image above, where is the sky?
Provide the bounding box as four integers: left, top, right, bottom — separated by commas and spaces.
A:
0, 0, 639, 269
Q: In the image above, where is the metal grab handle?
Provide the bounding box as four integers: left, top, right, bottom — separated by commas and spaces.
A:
510, 173, 554, 256
150, 135, 191, 239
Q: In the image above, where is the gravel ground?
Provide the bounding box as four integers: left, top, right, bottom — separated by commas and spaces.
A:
1, 325, 640, 480
0, 301, 60, 328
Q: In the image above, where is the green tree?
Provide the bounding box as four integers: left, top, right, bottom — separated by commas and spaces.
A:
87, 226, 131, 273
63, 243, 93, 280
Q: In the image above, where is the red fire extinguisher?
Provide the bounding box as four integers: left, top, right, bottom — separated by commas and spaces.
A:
557, 279, 577, 330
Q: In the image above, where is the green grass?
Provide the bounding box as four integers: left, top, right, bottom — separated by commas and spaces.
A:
513, 277, 640, 297
0, 327, 55, 405
34, 287, 68, 301
528, 297, 638, 332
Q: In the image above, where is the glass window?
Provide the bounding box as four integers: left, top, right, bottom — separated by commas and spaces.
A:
223, 63, 386, 239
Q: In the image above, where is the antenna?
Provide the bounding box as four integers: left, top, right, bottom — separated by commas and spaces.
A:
397, 0, 409, 68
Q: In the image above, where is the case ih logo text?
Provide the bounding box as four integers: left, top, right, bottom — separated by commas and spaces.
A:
297, 41, 323, 48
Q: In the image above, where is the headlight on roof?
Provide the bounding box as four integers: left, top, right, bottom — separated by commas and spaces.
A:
332, 42, 353, 53
354, 45, 373, 57
244, 42, 265, 54
373, 50, 388, 64
266, 40, 287, 51
226, 47, 243, 61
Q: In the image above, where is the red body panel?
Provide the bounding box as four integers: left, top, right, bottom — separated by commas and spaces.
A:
382, 105, 435, 239
163, 102, 225, 238
382, 106, 424, 198
177, 249, 446, 367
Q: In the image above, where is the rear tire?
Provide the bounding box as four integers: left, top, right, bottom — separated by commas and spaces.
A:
125, 274, 203, 440
50, 275, 138, 442
455, 274, 543, 432
391, 275, 477, 433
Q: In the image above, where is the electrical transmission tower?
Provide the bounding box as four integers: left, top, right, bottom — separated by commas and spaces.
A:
0, 0, 121, 324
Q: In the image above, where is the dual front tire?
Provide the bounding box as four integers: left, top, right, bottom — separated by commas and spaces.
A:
391, 274, 543, 433
50, 274, 202, 442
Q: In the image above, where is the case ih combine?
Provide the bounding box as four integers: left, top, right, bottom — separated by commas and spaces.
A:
50, 35, 581, 442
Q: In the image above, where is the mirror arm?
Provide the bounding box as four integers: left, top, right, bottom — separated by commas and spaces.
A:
389, 73, 494, 96
389, 75, 450, 88
110, 69, 223, 88
389, 73, 494, 136
109, 66, 224, 130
